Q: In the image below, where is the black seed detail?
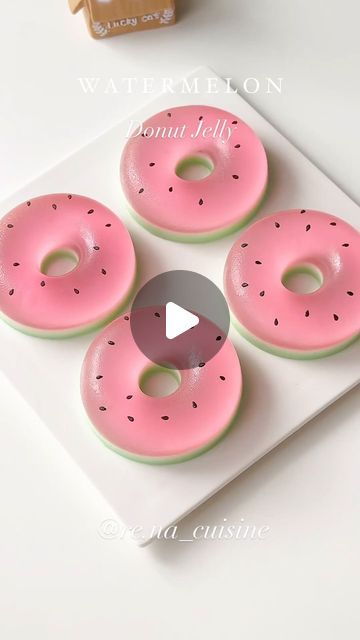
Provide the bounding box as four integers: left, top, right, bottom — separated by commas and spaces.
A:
87, 209, 94, 215
216, 335, 222, 341
305, 310, 310, 317
93, 246, 100, 251
99, 406, 107, 411
275, 222, 280, 228
199, 362, 205, 368
139, 188, 144, 194
7, 224, 14, 229
232, 174, 239, 180
169, 187, 173, 192
124, 315, 129, 321
347, 291, 354, 296
13, 262, 20, 267
274, 318, 279, 326
232, 120, 238, 125
167, 112, 171, 117
101, 268, 107, 275
242, 282, 248, 288
259, 290, 265, 297
52, 204, 57, 210
333, 314, 339, 321
154, 312, 160, 318
342, 243, 349, 247
141, 133, 145, 137
199, 198, 204, 206
74, 288, 80, 295
105, 223, 112, 227
255, 260, 262, 265
220, 375, 225, 381
300, 209, 306, 213
127, 416, 134, 422
149, 162, 155, 167
108, 340, 115, 345
234, 144, 241, 148
9, 289, 14, 296
96, 375, 103, 380
306, 224, 311, 232
241, 243, 248, 248
161, 416, 169, 421
67, 195, 72, 199
199, 116, 203, 121
27, 201, 31, 206
192, 402, 197, 408
40, 281, 45, 287
330, 222, 337, 226
126, 395, 133, 400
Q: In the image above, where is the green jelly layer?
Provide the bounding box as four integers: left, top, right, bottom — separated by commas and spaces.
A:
86, 395, 242, 466
0, 270, 138, 340
123, 181, 268, 244
231, 313, 360, 360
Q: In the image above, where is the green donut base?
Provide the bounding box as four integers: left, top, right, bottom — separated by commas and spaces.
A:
123, 180, 268, 244
0, 268, 139, 340
230, 312, 360, 360
86, 391, 243, 466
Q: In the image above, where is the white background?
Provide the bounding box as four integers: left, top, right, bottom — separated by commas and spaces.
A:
0, 1, 359, 638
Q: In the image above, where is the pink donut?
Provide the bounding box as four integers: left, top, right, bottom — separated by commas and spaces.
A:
81, 309, 242, 464
0, 194, 136, 337
120, 105, 268, 242
224, 209, 360, 358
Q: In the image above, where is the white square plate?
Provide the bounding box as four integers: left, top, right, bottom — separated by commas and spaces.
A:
1, 67, 359, 545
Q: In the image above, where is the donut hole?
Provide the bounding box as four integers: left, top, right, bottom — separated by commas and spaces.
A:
282, 264, 323, 294
175, 154, 214, 181
139, 365, 181, 398
41, 249, 79, 277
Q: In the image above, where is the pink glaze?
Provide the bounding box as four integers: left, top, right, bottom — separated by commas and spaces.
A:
120, 105, 268, 237
224, 209, 360, 354
81, 310, 242, 461
0, 194, 136, 335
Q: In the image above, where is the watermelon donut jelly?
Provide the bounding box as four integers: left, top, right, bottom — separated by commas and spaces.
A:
0, 194, 136, 337
81, 309, 242, 464
224, 209, 360, 359
120, 105, 268, 242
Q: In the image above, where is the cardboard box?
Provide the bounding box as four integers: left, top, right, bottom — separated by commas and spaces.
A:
68, 0, 176, 39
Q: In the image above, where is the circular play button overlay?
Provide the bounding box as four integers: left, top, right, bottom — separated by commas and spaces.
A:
130, 270, 230, 370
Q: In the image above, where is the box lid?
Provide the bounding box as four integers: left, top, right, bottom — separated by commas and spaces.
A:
68, 0, 83, 13
70, 0, 173, 23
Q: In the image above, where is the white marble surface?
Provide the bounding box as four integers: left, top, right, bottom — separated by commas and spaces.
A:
0, 1, 359, 638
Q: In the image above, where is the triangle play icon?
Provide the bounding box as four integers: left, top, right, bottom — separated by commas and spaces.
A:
165, 302, 199, 340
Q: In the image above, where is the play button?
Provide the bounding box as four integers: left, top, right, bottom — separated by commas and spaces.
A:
130, 270, 230, 370
166, 302, 199, 340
